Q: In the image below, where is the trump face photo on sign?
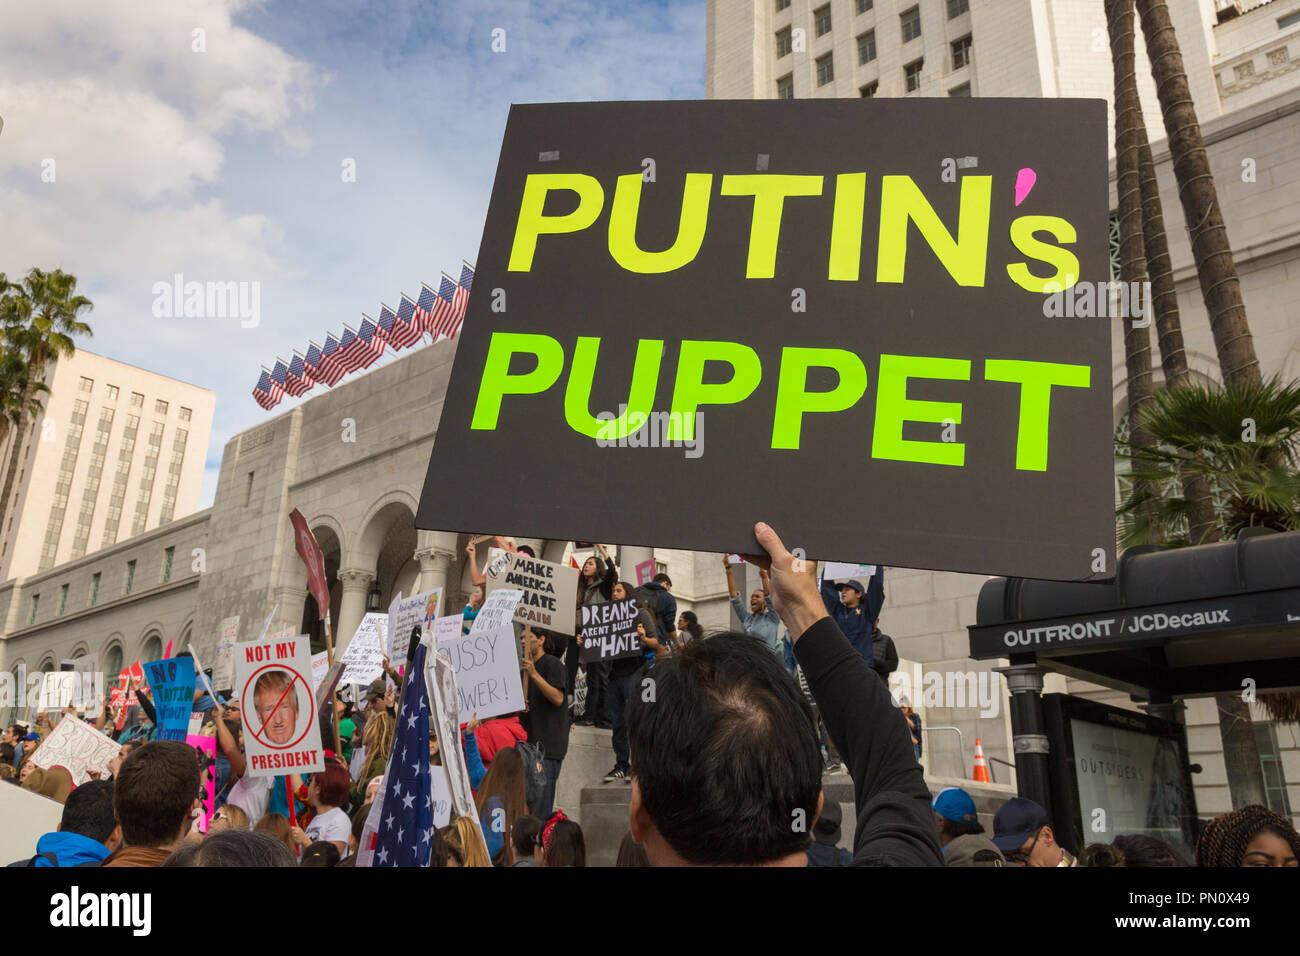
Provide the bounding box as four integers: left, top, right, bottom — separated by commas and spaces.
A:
253, 669, 300, 746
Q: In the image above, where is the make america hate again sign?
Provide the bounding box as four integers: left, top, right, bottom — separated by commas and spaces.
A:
416, 100, 1112, 581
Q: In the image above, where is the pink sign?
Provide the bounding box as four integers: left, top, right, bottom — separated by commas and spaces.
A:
187, 723, 218, 832
634, 559, 656, 587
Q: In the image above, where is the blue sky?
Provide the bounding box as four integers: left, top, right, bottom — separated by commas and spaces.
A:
0, 0, 705, 505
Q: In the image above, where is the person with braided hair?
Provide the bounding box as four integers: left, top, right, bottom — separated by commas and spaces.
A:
1195, 806, 1299, 867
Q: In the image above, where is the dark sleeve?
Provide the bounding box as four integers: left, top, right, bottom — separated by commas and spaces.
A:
601, 564, 618, 600
883, 636, 899, 676
662, 591, 677, 633
864, 566, 886, 624
136, 692, 156, 725
819, 577, 840, 616
793, 617, 942, 867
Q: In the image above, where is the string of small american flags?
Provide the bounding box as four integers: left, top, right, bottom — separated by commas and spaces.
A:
252, 261, 473, 410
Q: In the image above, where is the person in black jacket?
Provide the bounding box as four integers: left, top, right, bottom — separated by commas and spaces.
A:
871, 620, 899, 683
624, 521, 942, 867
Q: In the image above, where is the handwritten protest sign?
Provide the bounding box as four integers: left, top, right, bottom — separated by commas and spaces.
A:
339, 613, 387, 686
433, 614, 464, 645
441, 622, 524, 723
579, 599, 642, 663
144, 656, 196, 742
824, 562, 877, 581
234, 635, 324, 778
36, 672, 77, 712
30, 716, 120, 785
388, 589, 442, 664
469, 586, 523, 637
485, 553, 579, 635
214, 615, 240, 690
109, 670, 132, 731
71, 655, 99, 707
311, 651, 330, 690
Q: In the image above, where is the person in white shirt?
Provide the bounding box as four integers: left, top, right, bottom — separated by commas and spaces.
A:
302, 762, 352, 856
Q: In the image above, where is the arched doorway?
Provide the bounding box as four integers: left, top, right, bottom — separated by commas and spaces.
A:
300, 522, 343, 653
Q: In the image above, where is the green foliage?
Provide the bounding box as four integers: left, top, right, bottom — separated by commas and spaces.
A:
1116, 378, 1300, 548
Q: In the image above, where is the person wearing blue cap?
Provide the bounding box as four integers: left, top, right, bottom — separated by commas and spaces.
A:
992, 796, 1075, 867
819, 567, 885, 665
933, 787, 1005, 866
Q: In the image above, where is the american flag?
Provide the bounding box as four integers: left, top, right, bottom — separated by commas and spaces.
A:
357, 314, 384, 367
431, 275, 458, 340
304, 341, 327, 389
414, 283, 439, 338
362, 641, 435, 867
376, 303, 398, 349
317, 332, 345, 386
271, 359, 290, 399
448, 263, 474, 339
253, 367, 281, 409
392, 294, 424, 348
336, 324, 364, 374
285, 351, 312, 397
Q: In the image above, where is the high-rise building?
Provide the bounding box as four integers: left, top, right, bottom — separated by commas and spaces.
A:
0, 349, 214, 582
707, 0, 1300, 820
707, 0, 1300, 150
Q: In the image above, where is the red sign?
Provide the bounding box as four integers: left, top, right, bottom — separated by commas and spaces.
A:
290, 508, 330, 620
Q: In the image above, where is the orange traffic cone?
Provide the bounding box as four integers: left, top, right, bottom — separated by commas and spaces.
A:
971, 737, 991, 783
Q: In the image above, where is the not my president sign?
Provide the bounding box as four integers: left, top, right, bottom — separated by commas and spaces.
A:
579, 599, 642, 664
416, 100, 1113, 581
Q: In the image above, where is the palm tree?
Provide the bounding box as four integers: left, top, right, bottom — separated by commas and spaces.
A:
0, 268, 94, 534
1130, 0, 1275, 807
1118, 379, 1300, 544
1118, 378, 1300, 726
1133, 0, 1260, 386
0, 348, 50, 455
1106, 0, 1158, 531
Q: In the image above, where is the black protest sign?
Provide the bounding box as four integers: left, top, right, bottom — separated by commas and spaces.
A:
415, 100, 1112, 581
579, 598, 642, 663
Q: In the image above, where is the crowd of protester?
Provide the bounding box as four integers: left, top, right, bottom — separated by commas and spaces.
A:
2, 524, 1297, 868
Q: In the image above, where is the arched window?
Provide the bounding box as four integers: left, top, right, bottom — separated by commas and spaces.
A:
141, 633, 163, 663
104, 644, 123, 679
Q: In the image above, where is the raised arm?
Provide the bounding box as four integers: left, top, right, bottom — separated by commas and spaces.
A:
466, 541, 486, 588
750, 522, 942, 867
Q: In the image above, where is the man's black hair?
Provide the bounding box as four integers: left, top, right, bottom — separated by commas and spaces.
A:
626, 633, 821, 865
1112, 833, 1187, 867
60, 779, 117, 844
937, 816, 985, 840
301, 841, 341, 867
652, 572, 672, 587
